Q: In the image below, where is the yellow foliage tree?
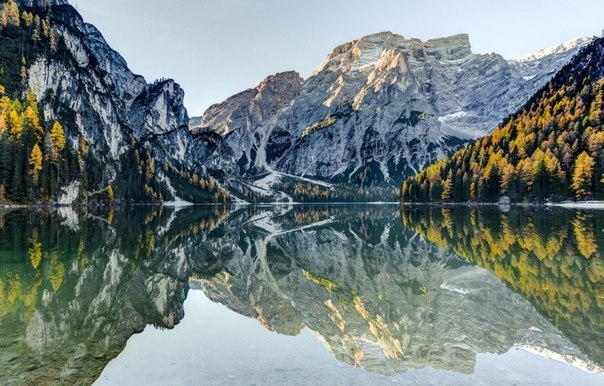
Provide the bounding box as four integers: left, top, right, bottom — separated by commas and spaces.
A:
50, 121, 66, 160
29, 143, 43, 183
107, 185, 114, 201
571, 152, 595, 199
8, 109, 21, 137
28, 234, 42, 269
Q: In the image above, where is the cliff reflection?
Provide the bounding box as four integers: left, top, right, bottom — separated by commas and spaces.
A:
0, 206, 228, 385
0, 204, 601, 384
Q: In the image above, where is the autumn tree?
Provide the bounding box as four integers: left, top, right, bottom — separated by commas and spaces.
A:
29, 143, 43, 183
571, 152, 595, 199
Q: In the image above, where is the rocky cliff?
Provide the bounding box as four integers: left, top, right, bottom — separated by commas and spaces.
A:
191, 32, 591, 197
12, 0, 219, 203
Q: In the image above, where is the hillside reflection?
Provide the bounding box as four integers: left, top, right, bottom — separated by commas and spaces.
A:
0, 204, 601, 384
400, 205, 603, 365
0, 206, 228, 385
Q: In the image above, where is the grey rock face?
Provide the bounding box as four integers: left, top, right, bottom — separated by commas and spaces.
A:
192, 32, 590, 190
26, 4, 192, 199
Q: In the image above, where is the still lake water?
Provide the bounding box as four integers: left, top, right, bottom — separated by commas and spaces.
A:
0, 204, 602, 385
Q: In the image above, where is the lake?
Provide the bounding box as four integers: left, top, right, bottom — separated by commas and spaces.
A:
0, 204, 602, 385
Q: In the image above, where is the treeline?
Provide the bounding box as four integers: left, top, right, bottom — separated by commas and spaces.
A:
0, 87, 81, 203
270, 179, 399, 203
401, 39, 604, 202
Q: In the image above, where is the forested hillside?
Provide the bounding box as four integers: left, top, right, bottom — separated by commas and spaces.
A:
401, 38, 604, 202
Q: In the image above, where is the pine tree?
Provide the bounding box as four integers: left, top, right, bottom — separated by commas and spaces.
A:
29, 143, 43, 183
50, 121, 65, 159
571, 152, 595, 199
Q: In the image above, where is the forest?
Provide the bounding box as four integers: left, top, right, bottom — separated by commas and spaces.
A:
401, 39, 604, 203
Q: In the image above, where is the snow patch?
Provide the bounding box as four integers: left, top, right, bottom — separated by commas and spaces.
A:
440, 283, 471, 295
57, 181, 80, 205
438, 111, 470, 123
56, 207, 79, 231
249, 213, 283, 234
523, 75, 537, 81
157, 171, 193, 206
163, 200, 194, 208
511, 37, 592, 62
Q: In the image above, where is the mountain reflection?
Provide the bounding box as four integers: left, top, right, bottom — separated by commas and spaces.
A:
0, 206, 228, 385
400, 205, 603, 366
0, 204, 601, 384
196, 205, 603, 375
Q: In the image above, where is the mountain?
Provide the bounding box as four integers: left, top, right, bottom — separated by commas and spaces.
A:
401, 38, 604, 203
190, 32, 590, 199
0, 1, 594, 204
0, 0, 230, 205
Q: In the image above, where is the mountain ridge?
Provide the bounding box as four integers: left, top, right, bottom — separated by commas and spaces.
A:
189, 31, 592, 200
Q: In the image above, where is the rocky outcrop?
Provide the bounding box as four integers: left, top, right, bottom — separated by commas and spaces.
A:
191, 32, 591, 193
191, 71, 303, 136
23, 2, 196, 201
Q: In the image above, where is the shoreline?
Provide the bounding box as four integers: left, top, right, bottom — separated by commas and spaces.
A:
2, 200, 603, 210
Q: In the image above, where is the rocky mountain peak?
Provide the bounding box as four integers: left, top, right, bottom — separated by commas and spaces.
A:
187, 30, 591, 201
191, 71, 303, 136
423, 33, 472, 60
313, 32, 473, 76
511, 36, 593, 62
256, 71, 304, 94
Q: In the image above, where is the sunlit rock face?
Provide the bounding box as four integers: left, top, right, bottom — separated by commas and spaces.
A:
191, 33, 590, 190
195, 206, 602, 375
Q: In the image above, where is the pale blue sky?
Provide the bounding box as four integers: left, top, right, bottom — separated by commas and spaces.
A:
69, 0, 604, 117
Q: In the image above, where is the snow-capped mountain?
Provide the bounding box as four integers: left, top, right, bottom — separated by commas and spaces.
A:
191, 32, 591, 194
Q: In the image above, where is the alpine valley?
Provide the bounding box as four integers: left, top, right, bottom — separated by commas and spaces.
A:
0, 0, 599, 204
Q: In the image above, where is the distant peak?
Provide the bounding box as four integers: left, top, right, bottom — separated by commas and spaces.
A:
256, 71, 304, 92
315, 32, 474, 75
511, 36, 594, 62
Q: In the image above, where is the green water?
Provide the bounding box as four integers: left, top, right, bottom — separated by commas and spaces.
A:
0, 205, 601, 385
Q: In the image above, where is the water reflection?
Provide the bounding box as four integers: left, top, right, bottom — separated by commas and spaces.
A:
196, 205, 603, 375
0, 206, 227, 385
400, 206, 603, 365
0, 205, 601, 384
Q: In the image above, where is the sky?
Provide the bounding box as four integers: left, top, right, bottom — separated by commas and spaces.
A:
68, 0, 604, 117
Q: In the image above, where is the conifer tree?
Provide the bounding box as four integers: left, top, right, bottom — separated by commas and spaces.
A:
571, 152, 595, 199
29, 143, 43, 183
